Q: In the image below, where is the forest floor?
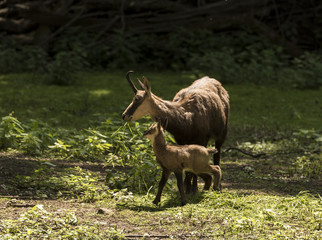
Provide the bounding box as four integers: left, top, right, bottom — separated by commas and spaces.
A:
1, 151, 321, 239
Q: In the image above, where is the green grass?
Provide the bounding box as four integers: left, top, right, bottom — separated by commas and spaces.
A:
228, 85, 321, 129
0, 71, 321, 239
116, 191, 321, 239
1, 72, 321, 130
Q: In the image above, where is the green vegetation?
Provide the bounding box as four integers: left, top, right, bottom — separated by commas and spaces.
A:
0, 72, 321, 130
0, 71, 321, 239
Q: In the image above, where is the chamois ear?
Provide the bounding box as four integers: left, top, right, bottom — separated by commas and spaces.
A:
142, 76, 151, 98
137, 78, 145, 90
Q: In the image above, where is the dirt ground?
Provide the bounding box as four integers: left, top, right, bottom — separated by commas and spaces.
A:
0, 152, 104, 217
0, 152, 222, 239
0, 152, 153, 238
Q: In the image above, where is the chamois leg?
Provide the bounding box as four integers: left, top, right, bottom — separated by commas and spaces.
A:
211, 165, 222, 191
192, 174, 198, 194
198, 173, 212, 191
214, 127, 228, 165
184, 172, 198, 194
184, 172, 193, 194
175, 171, 187, 206
214, 140, 224, 165
153, 168, 171, 205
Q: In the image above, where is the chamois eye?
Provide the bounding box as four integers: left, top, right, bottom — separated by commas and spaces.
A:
135, 95, 143, 101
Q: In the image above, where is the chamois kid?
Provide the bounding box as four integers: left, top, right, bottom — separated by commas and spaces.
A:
144, 122, 222, 206
122, 71, 229, 194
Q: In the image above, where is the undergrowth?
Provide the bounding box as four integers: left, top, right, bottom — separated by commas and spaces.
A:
1, 112, 321, 197
14, 166, 109, 202
0, 113, 161, 194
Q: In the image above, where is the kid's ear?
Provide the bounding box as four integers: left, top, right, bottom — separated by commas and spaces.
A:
162, 118, 168, 129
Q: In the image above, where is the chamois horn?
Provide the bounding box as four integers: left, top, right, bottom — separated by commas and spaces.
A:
126, 70, 137, 94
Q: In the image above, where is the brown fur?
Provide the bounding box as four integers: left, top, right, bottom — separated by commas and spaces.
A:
144, 123, 222, 206
122, 72, 229, 193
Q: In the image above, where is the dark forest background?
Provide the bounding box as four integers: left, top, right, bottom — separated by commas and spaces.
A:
0, 0, 321, 87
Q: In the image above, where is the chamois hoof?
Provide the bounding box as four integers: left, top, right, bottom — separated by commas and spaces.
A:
192, 187, 198, 195
185, 186, 198, 195
185, 189, 192, 195
212, 185, 222, 192
152, 199, 160, 205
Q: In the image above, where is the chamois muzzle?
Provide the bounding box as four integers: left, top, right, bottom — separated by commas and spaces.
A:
121, 113, 132, 122
143, 130, 148, 136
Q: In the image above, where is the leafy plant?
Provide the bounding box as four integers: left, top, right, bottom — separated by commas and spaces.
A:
20, 132, 43, 155
20, 120, 55, 155
291, 129, 322, 178
48, 139, 72, 157
103, 120, 160, 193
0, 113, 24, 150
0, 113, 160, 194
294, 155, 322, 179
0, 114, 57, 154
14, 165, 110, 202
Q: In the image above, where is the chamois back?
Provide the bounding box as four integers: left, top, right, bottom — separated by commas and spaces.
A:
170, 76, 229, 146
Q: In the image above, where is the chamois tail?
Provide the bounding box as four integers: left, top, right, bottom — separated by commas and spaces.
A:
207, 148, 218, 154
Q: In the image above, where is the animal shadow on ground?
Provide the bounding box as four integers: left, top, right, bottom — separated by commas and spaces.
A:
116, 191, 211, 212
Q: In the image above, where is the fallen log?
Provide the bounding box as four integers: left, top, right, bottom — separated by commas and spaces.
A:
0, 17, 35, 33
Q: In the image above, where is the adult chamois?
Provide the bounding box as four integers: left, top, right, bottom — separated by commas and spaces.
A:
144, 122, 222, 206
122, 71, 229, 194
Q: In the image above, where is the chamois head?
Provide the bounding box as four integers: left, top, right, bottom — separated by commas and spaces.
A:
143, 122, 162, 141
122, 71, 153, 122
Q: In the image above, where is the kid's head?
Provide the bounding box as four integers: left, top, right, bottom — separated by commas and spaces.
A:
143, 122, 163, 141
